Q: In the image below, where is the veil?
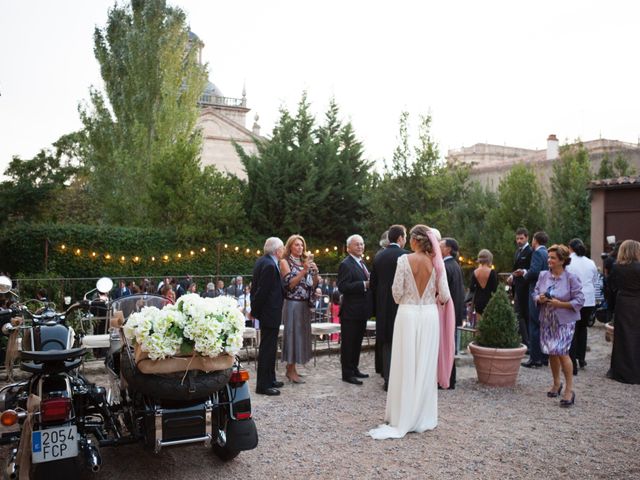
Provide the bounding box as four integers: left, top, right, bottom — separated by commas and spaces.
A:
426, 227, 455, 389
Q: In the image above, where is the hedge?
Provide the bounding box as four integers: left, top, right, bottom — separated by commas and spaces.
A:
0, 222, 345, 279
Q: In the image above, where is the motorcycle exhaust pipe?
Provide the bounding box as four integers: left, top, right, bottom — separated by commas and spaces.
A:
6, 449, 18, 480
5, 462, 17, 480
83, 444, 102, 473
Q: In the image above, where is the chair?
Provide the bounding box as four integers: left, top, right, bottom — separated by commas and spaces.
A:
242, 327, 259, 368
365, 320, 376, 346
310, 322, 341, 366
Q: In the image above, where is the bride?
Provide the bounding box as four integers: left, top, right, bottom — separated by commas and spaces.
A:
369, 224, 455, 440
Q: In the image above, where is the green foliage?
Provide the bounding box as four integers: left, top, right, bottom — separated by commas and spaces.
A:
0, 132, 85, 224
596, 152, 636, 179
549, 141, 592, 244
238, 94, 371, 241
476, 288, 521, 348
449, 181, 499, 264
485, 164, 548, 271
80, 0, 207, 227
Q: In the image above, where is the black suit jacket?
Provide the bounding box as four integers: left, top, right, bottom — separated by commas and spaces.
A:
250, 255, 284, 329
512, 244, 532, 295
444, 257, 466, 327
337, 255, 372, 321
370, 245, 407, 343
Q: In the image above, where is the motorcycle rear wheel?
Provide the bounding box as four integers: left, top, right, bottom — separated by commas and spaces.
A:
211, 418, 240, 461
32, 457, 81, 480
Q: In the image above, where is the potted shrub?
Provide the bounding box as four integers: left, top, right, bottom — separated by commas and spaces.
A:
468, 288, 527, 387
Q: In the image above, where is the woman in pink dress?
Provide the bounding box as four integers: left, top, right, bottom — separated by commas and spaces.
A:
330, 290, 341, 341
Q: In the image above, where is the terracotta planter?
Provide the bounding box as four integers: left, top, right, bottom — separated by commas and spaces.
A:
468, 341, 527, 387
605, 322, 614, 343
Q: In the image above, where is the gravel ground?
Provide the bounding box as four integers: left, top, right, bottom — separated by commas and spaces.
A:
2, 322, 639, 479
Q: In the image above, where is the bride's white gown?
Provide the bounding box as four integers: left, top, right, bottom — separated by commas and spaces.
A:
369, 255, 451, 440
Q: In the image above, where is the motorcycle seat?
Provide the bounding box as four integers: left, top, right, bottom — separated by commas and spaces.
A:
19, 348, 86, 374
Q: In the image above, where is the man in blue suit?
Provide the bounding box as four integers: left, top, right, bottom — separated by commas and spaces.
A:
522, 231, 549, 368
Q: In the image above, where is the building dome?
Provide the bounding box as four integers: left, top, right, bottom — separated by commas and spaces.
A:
203, 81, 223, 97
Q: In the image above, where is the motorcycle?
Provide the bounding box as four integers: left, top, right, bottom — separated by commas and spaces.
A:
95, 290, 258, 461
0, 275, 105, 479
0, 276, 258, 478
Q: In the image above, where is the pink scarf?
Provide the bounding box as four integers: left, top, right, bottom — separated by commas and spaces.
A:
427, 228, 455, 389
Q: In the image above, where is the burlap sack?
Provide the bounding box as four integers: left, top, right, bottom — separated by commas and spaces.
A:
109, 310, 125, 329
134, 344, 234, 374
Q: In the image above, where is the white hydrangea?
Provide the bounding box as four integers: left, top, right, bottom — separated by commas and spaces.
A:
123, 293, 246, 360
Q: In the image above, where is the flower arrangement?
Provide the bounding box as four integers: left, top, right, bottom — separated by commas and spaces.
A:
123, 293, 245, 361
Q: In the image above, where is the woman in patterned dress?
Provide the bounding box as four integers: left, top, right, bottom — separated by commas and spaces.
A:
533, 244, 585, 407
280, 235, 319, 383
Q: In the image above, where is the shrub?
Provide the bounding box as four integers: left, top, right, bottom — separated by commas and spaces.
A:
475, 288, 521, 348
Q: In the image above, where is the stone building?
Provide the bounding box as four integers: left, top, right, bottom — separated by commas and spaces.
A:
447, 135, 640, 191
190, 32, 259, 179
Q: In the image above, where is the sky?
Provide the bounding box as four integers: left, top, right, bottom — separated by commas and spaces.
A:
1, 1, 639, 175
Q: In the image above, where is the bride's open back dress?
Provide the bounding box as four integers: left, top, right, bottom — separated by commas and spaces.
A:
369, 254, 451, 439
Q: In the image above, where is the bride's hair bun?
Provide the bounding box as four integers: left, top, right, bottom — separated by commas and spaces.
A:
409, 224, 433, 254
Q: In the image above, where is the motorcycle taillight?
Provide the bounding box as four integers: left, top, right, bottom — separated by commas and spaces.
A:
229, 369, 250, 384
40, 397, 72, 423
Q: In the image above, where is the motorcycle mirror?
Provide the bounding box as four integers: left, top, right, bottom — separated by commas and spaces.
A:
1, 322, 14, 335
0, 275, 12, 294
96, 277, 114, 294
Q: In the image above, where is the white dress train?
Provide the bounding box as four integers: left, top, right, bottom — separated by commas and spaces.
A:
368, 255, 451, 440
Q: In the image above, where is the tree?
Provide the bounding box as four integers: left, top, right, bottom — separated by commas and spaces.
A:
0, 132, 84, 224
80, 0, 207, 226
486, 164, 548, 271
596, 152, 636, 179
549, 141, 592, 244
238, 94, 371, 241
366, 112, 470, 241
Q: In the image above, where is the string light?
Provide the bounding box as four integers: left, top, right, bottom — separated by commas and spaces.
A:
55, 241, 344, 263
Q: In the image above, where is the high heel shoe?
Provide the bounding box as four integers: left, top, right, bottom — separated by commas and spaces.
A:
286, 373, 306, 384
546, 382, 563, 398
559, 391, 576, 408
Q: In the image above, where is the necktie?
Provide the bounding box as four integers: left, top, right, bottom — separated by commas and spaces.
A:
359, 260, 370, 280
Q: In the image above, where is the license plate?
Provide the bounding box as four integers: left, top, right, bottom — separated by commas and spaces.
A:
32, 426, 78, 464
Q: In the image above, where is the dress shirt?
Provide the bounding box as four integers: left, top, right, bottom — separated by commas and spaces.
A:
566, 253, 598, 307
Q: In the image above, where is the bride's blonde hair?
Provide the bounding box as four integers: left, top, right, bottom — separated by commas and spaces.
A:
409, 225, 433, 254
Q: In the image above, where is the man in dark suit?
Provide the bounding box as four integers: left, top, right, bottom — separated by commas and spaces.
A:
370, 225, 407, 391
226, 276, 244, 298
213, 280, 226, 297
509, 227, 533, 348
113, 280, 131, 299
250, 237, 285, 395
440, 237, 465, 389
522, 231, 549, 368
337, 234, 372, 385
